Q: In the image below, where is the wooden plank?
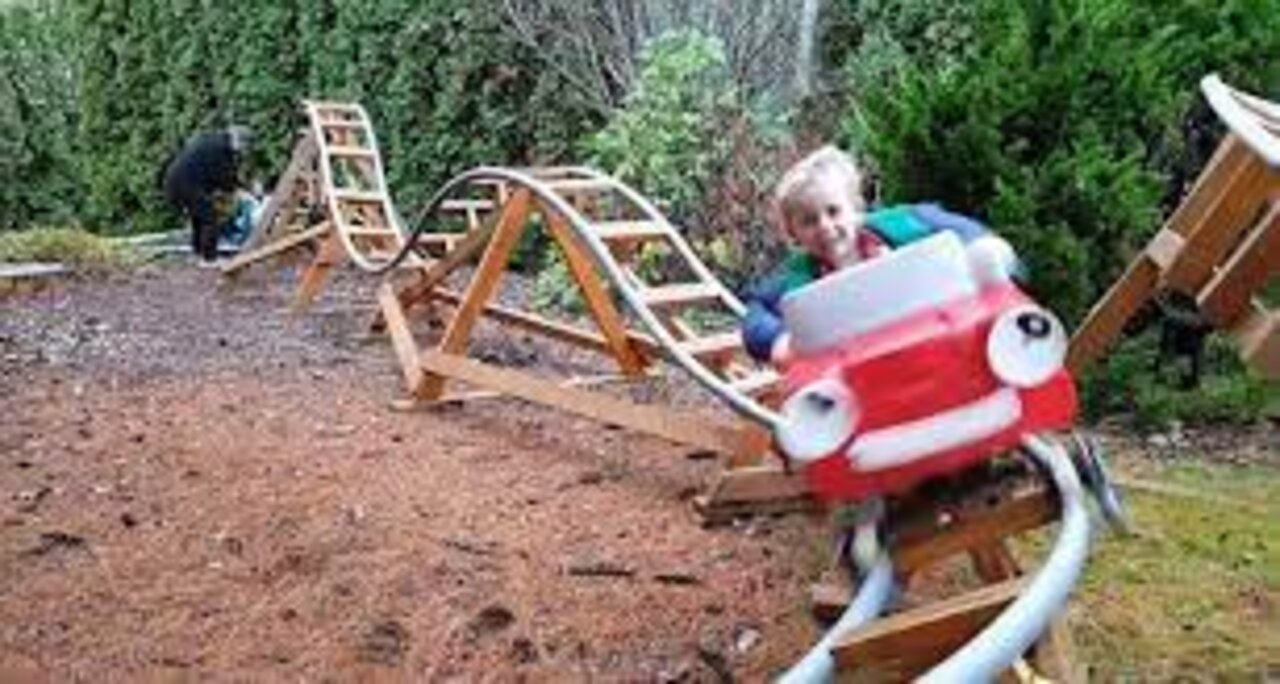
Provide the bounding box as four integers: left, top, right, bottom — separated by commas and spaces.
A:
728, 370, 782, 397
441, 198, 495, 213
1167, 134, 1252, 237
1067, 134, 1261, 373
1197, 202, 1280, 326
330, 189, 386, 204
1066, 256, 1160, 374
543, 178, 615, 193
832, 577, 1030, 677
344, 226, 399, 237
677, 331, 744, 363
693, 464, 817, 525
416, 189, 534, 400
592, 220, 670, 242
428, 287, 660, 357
393, 225, 497, 312
327, 145, 377, 158
544, 209, 648, 377
220, 222, 330, 275
893, 487, 1057, 575
242, 132, 317, 252
435, 372, 652, 404
292, 230, 347, 312
1230, 305, 1280, 379
416, 349, 756, 455
377, 281, 425, 394
640, 282, 723, 309
1161, 154, 1277, 292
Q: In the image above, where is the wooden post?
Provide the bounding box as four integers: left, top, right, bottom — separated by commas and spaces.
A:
415, 188, 534, 400
292, 229, 347, 312
544, 208, 648, 377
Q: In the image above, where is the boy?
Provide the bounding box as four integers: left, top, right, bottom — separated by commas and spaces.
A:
741, 145, 1020, 363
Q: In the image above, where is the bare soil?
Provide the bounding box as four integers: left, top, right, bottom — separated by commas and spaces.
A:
0, 261, 827, 681
5, 258, 1276, 681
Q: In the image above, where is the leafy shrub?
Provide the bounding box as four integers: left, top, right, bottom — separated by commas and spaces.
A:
1081, 331, 1275, 428
0, 226, 130, 268
583, 29, 797, 289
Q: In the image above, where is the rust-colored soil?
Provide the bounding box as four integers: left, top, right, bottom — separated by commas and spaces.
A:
1, 262, 826, 680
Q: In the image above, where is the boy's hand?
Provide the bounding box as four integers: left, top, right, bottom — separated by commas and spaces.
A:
771, 333, 795, 366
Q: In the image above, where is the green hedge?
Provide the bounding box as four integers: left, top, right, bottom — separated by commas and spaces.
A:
0, 0, 81, 231
2, 0, 597, 235
841, 0, 1280, 324
838, 0, 1280, 423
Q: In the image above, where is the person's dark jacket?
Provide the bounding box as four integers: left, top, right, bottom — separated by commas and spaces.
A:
162, 130, 241, 206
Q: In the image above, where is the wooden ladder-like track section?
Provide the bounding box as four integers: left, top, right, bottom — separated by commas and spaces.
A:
379, 166, 805, 517
221, 100, 499, 309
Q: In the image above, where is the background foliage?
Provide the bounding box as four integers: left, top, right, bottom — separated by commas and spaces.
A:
2, 0, 596, 235
4, 0, 1280, 423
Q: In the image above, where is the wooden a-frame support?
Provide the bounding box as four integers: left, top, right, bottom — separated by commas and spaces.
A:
1069, 79, 1280, 378
221, 102, 496, 311
378, 186, 775, 469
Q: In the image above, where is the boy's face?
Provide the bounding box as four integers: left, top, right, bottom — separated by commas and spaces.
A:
784, 171, 866, 268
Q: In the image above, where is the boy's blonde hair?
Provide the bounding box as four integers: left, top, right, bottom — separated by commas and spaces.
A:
772, 145, 865, 228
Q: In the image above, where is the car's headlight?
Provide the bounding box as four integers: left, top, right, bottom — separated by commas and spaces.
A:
987, 304, 1068, 387
775, 377, 859, 463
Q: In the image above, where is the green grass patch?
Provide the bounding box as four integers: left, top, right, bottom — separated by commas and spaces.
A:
1073, 461, 1280, 679
0, 226, 134, 268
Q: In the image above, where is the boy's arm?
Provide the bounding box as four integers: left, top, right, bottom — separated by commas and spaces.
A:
740, 253, 818, 363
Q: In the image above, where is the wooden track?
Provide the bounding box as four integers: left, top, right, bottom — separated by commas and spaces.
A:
377, 165, 797, 509
221, 101, 499, 308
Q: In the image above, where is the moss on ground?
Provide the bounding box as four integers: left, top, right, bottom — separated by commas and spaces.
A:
0, 226, 133, 268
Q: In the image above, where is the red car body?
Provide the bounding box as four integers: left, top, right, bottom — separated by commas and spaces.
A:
774, 235, 1078, 502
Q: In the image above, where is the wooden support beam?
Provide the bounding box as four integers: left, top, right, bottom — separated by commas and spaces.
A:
220, 222, 330, 276
693, 464, 817, 525
544, 208, 649, 377
378, 281, 425, 394
893, 486, 1056, 576
1067, 134, 1277, 374
1197, 202, 1280, 327
242, 131, 317, 253
428, 287, 660, 358
1230, 304, 1280, 379
1160, 153, 1276, 292
416, 349, 756, 456
832, 577, 1029, 678
292, 230, 347, 312
416, 188, 534, 400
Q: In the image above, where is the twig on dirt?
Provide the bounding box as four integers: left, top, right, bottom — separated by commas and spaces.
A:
565, 560, 635, 578
653, 571, 701, 586
440, 537, 499, 557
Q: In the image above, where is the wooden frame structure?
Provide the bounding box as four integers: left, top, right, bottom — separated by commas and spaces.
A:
1069, 75, 1280, 378
221, 101, 497, 310
377, 167, 786, 473
811, 461, 1078, 681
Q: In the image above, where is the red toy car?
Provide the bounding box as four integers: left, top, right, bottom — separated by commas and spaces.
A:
772, 232, 1077, 502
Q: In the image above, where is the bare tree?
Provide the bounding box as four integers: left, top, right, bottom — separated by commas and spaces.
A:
498, 0, 824, 113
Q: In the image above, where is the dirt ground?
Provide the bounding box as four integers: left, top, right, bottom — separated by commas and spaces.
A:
4, 257, 1276, 681
1, 260, 834, 681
